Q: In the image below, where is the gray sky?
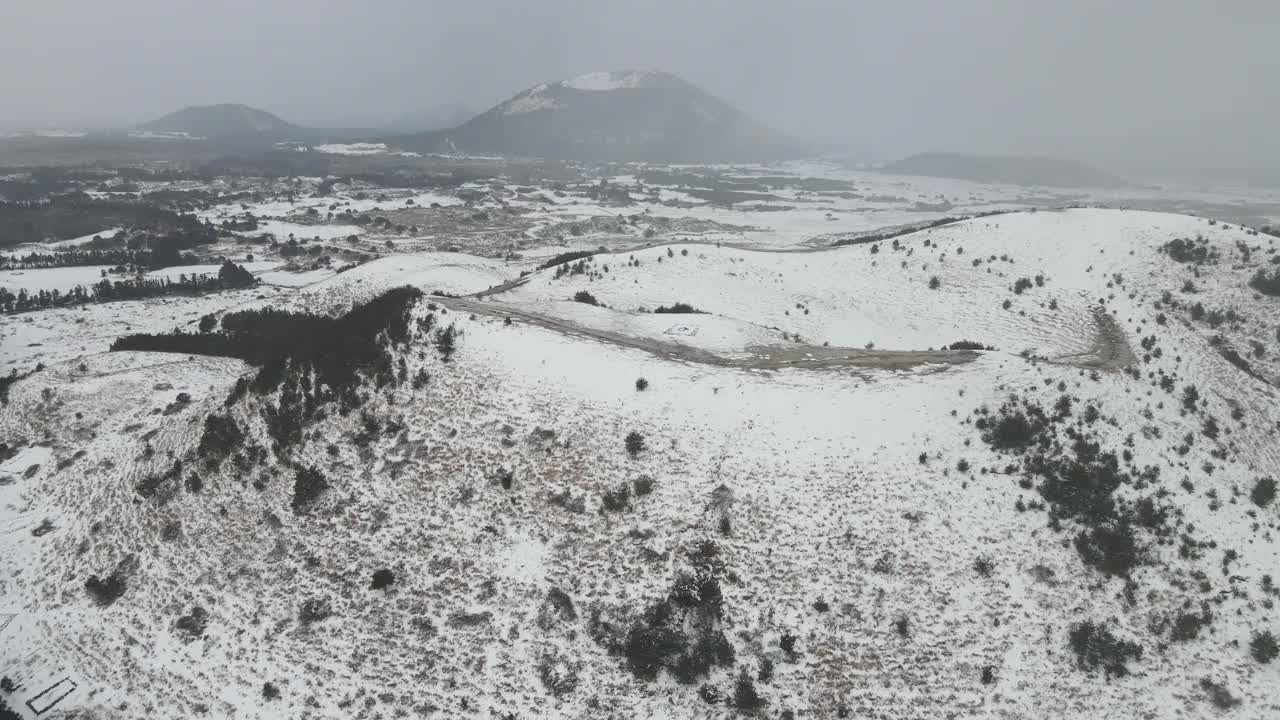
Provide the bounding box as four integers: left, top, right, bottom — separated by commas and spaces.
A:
2, 0, 1278, 181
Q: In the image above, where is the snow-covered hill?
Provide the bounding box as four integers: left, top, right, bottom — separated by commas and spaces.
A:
142, 104, 296, 137
2, 208, 1279, 719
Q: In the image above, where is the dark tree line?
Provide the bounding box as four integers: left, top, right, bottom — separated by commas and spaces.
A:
0, 245, 205, 271
0, 194, 204, 248
114, 286, 424, 451
1, 261, 257, 313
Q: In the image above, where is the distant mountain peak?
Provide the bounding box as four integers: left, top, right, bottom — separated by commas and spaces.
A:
557, 69, 669, 91
411, 69, 802, 162
142, 104, 295, 136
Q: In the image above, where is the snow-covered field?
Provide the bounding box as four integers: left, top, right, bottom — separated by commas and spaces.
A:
0, 266, 116, 294
3, 157, 1280, 720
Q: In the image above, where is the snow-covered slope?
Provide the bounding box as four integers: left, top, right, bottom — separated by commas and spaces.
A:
2, 209, 1279, 719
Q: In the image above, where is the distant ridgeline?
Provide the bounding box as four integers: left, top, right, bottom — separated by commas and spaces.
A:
0, 261, 256, 313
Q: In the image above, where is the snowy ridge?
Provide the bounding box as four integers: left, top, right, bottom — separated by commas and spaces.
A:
560, 69, 661, 91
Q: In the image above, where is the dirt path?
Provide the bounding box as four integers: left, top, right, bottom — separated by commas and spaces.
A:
439, 297, 981, 373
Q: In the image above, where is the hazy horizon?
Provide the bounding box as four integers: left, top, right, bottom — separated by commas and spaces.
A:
2, 0, 1278, 183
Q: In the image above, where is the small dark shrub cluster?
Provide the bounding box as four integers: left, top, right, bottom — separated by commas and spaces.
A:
84, 555, 136, 607
1169, 607, 1212, 642
292, 465, 329, 515
1198, 678, 1241, 709
1251, 630, 1278, 663
945, 340, 995, 351
654, 302, 705, 314
197, 413, 244, 466
1252, 477, 1276, 508
174, 606, 209, 640
298, 597, 333, 624
537, 654, 580, 697
609, 543, 735, 686
733, 669, 767, 711
625, 431, 646, 456
1161, 237, 1217, 264
1250, 269, 1280, 296
370, 568, 396, 590
601, 483, 632, 512
1068, 621, 1143, 678
573, 290, 599, 306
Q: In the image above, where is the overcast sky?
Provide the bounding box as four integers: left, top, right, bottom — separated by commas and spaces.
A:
2, 0, 1277, 181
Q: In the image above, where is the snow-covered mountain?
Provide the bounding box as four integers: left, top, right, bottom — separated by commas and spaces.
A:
407, 70, 802, 162
141, 104, 297, 137
3, 178, 1280, 716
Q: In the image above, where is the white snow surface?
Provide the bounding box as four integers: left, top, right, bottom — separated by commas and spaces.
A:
561, 70, 657, 91
313, 143, 389, 155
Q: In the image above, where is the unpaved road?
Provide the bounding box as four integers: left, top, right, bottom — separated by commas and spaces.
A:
440, 296, 981, 373
440, 296, 1135, 375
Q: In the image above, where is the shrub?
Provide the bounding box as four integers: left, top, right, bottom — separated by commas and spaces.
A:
1074, 521, 1139, 577
779, 632, 798, 659
1252, 477, 1276, 508
298, 597, 333, 624
262, 682, 280, 700
538, 654, 580, 697
757, 657, 774, 683
945, 340, 994, 351
1170, 608, 1211, 642
197, 414, 244, 466
635, 377, 649, 391
175, 606, 209, 639
601, 484, 631, 512
370, 568, 396, 590
733, 669, 767, 711
625, 431, 646, 456
1182, 385, 1200, 411
1198, 678, 1241, 709
292, 465, 329, 515
633, 476, 656, 496
1161, 237, 1216, 264
653, 302, 704, 314
928, 276, 941, 290
1068, 621, 1142, 677
84, 555, 135, 607
573, 290, 599, 306
434, 323, 458, 360
1250, 269, 1280, 296
1251, 630, 1278, 663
